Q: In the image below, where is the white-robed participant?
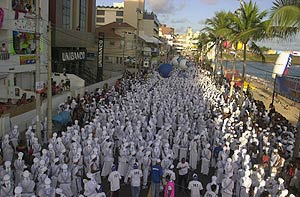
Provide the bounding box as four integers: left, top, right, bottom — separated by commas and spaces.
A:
10, 125, 19, 150
18, 170, 35, 197
179, 133, 189, 161
101, 142, 114, 177
0, 175, 14, 197
57, 164, 73, 197
84, 173, 104, 197
118, 143, 129, 177
142, 151, 151, 189
38, 178, 55, 197
14, 152, 26, 185
240, 170, 252, 197
2, 135, 14, 162
206, 176, 219, 195
189, 137, 198, 170
201, 144, 211, 175
221, 174, 234, 197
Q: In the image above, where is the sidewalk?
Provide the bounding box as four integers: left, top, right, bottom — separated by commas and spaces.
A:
249, 80, 299, 126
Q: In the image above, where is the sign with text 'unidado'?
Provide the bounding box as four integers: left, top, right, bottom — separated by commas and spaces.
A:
61, 50, 86, 62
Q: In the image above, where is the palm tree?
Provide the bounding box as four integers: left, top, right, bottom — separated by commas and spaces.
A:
203, 11, 232, 80
269, 1, 300, 159
226, 0, 268, 106
269, 0, 300, 37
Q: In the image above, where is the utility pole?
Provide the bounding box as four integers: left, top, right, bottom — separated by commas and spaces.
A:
35, 0, 41, 141
122, 32, 125, 73
47, 21, 52, 139
135, 8, 142, 78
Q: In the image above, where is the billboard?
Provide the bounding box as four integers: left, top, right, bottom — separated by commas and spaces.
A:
276, 77, 300, 102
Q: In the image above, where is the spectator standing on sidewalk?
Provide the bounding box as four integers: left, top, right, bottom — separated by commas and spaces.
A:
164, 175, 175, 197
150, 159, 163, 197
108, 164, 121, 197
176, 157, 189, 193
128, 163, 143, 197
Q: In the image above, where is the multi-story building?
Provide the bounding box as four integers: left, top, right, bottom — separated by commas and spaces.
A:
123, 0, 144, 29
159, 24, 176, 62
96, 3, 124, 27
96, 22, 136, 78
0, 0, 49, 101
96, 0, 162, 68
159, 24, 175, 46
173, 27, 200, 57
50, 0, 98, 84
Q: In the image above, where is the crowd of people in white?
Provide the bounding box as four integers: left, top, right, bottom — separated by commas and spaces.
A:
0, 66, 299, 197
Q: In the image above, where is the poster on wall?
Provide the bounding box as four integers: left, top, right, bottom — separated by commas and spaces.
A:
35, 81, 44, 93
20, 55, 36, 65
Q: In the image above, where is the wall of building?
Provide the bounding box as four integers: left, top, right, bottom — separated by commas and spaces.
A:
96, 7, 124, 27
123, 0, 144, 28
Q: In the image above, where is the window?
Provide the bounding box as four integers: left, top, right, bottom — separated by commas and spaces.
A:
116, 18, 123, 23
116, 11, 123, 16
80, 0, 87, 31
62, 0, 71, 29
12, 0, 35, 13
13, 31, 35, 54
97, 18, 105, 23
97, 10, 105, 15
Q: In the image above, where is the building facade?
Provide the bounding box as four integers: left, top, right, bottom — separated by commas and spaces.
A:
123, 0, 144, 29
96, 22, 136, 78
0, 0, 49, 101
96, 3, 124, 27
173, 27, 200, 57
50, 0, 98, 84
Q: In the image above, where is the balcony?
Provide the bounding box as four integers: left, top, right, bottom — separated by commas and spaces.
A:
0, 52, 10, 61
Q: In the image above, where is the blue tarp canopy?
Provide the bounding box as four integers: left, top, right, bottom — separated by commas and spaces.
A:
52, 111, 71, 125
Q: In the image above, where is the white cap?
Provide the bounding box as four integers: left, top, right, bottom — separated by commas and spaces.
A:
14, 186, 22, 194
18, 152, 24, 158
61, 164, 68, 170
56, 188, 63, 194
3, 174, 10, 181
44, 178, 51, 185
5, 161, 11, 167
23, 170, 30, 177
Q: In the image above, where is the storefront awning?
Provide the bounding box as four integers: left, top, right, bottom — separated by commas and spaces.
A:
139, 35, 162, 44
0, 73, 8, 80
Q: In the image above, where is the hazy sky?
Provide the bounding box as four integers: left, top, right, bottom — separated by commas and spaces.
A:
97, 0, 300, 50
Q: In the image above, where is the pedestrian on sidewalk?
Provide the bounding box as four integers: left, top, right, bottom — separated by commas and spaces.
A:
164, 175, 175, 197
128, 163, 143, 197
150, 159, 163, 197
108, 164, 121, 197
176, 157, 189, 192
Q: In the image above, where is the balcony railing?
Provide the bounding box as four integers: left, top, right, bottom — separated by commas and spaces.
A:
0, 52, 10, 60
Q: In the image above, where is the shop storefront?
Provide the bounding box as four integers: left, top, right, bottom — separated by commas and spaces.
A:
52, 47, 87, 75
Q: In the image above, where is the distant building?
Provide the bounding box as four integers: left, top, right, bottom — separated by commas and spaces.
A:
173, 27, 200, 57
50, 0, 98, 84
123, 0, 144, 29
96, 22, 136, 70
96, 0, 162, 68
160, 24, 175, 36
96, 4, 124, 27
0, 0, 49, 101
